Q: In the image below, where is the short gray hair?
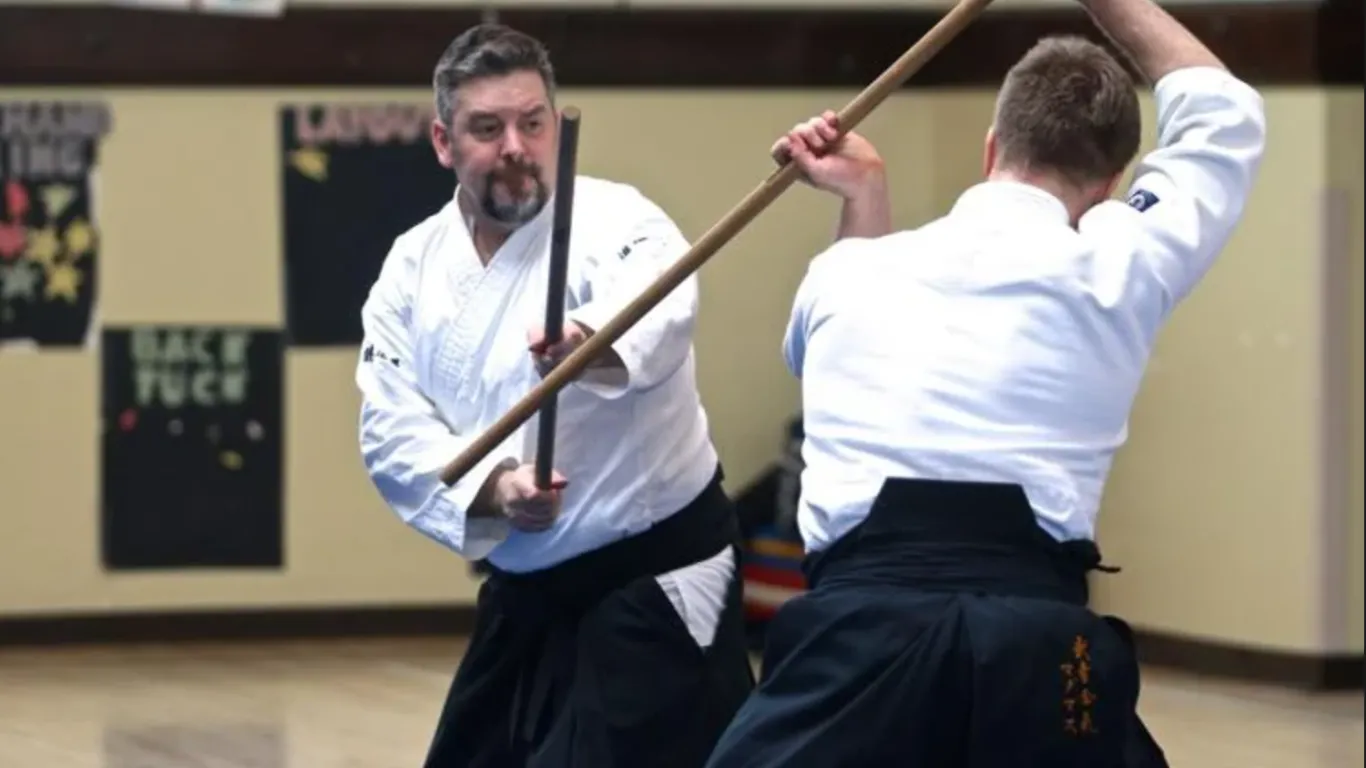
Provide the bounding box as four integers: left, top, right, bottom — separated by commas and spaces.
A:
432, 24, 557, 126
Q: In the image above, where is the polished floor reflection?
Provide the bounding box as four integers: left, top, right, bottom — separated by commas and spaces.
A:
0, 637, 1360, 767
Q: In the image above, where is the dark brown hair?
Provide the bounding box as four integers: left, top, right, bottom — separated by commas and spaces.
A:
992, 35, 1141, 185
432, 24, 557, 126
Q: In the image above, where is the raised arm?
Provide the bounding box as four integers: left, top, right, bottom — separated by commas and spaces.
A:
772, 111, 893, 242
356, 240, 520, 560
1081, 0, 1268, 304
1083, 0, 1224, 81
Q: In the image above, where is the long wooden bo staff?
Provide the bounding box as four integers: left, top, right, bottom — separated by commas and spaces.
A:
441, 0, 996, 487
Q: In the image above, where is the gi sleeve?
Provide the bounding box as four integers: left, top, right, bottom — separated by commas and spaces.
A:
567, 189, 698, 399
1084, 66, 1267, 307
782, 239, 855, 379
783, 267, 817, 379
356, 241, 516, 561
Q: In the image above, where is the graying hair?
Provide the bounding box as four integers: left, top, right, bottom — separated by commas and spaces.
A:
432, 24, 557, 127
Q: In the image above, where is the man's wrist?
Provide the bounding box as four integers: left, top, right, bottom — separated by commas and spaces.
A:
569, 320, 625, 370
840, 164, 888, 203
470, 458, 518, 519
835, 165, 892, 240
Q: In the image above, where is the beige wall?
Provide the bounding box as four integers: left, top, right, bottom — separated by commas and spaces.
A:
1328, 90, 1364, 653
1, 84, 1361, 659
1090, 88, 1365, 655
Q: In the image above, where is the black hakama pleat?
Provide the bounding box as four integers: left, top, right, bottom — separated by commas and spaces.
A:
704, 478, 1168, 768
423, 467, 756, 768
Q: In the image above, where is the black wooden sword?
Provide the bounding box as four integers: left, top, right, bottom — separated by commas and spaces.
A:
534, 106, 581, 490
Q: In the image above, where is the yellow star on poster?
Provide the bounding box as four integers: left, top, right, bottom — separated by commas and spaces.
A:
220, 450, 244, 470
25, 226, 60, 268
64, 218, 96, 259
44, 261, 82, 303
289, 148, 329, 182
41, 184, 76, 220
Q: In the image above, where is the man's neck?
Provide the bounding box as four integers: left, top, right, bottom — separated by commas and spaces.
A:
472, 223, 513, 266
457, 191, 515, 266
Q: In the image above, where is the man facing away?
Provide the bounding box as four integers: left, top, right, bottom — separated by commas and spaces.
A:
704, 0, 1266, 764
355, 23, 754, 768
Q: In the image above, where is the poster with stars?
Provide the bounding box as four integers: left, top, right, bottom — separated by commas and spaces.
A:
279, 103, 453, 347
100, 325, 284, 570
0, 101, 110, 350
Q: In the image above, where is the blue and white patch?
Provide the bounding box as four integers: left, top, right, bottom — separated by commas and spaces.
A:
1126, 189, 1160, 212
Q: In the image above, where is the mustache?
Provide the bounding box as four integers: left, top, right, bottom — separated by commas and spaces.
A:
490, 160, 543, 185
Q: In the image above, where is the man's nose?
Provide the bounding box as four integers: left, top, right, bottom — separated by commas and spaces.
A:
500, 125, 527, 158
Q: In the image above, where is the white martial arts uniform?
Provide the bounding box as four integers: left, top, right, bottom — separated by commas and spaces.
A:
703, 63, 1265, 768
783, 65, 1267, 552
356, 175, 731, 647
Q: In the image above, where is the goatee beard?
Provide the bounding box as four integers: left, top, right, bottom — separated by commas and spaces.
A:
481, 167, 549, 226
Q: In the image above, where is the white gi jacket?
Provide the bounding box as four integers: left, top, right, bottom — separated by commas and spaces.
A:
784, 66, 1268, 553
356, 176, 724, 590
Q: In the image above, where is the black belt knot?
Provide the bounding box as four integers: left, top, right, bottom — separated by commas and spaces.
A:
1060, 538, 1122, 574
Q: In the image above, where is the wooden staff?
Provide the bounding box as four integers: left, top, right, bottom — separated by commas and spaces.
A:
441, 0, 996, 487
534, 106, 581, 490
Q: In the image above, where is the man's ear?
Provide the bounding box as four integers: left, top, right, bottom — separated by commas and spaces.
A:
432, 120, 455, 169
982, 125, 998, 178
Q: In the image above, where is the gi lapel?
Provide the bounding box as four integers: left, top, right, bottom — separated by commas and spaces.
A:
435, 198, 552, 415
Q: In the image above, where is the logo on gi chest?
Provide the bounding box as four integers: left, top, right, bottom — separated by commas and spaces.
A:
362, 342, 400, 367
616, 236, 649, 260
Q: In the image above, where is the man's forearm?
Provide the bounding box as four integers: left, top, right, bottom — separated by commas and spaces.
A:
836, 172, 892, 241
1082, 0, 1224, 83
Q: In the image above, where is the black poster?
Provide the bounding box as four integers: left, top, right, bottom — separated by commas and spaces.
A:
0, 101, 110, 349
280, 103, 453, 347
100, 325, 284, 570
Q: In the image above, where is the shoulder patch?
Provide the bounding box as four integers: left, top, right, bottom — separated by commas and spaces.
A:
1126, 189, 1160, 212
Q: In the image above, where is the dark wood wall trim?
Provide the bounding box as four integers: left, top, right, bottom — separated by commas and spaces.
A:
1133, 629, 1365, 692
0, 606, 1360, 691
0, 2, 1359, 88
0, 606, 479, 645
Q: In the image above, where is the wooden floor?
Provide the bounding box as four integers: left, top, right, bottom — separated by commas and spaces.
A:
0, 637, 1360, 767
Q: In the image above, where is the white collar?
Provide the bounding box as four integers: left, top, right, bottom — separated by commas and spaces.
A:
949, 180, 1071, 227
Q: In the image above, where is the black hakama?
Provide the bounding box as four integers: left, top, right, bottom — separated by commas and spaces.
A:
423, 466, 756, 768
703, 478, 1169, 768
